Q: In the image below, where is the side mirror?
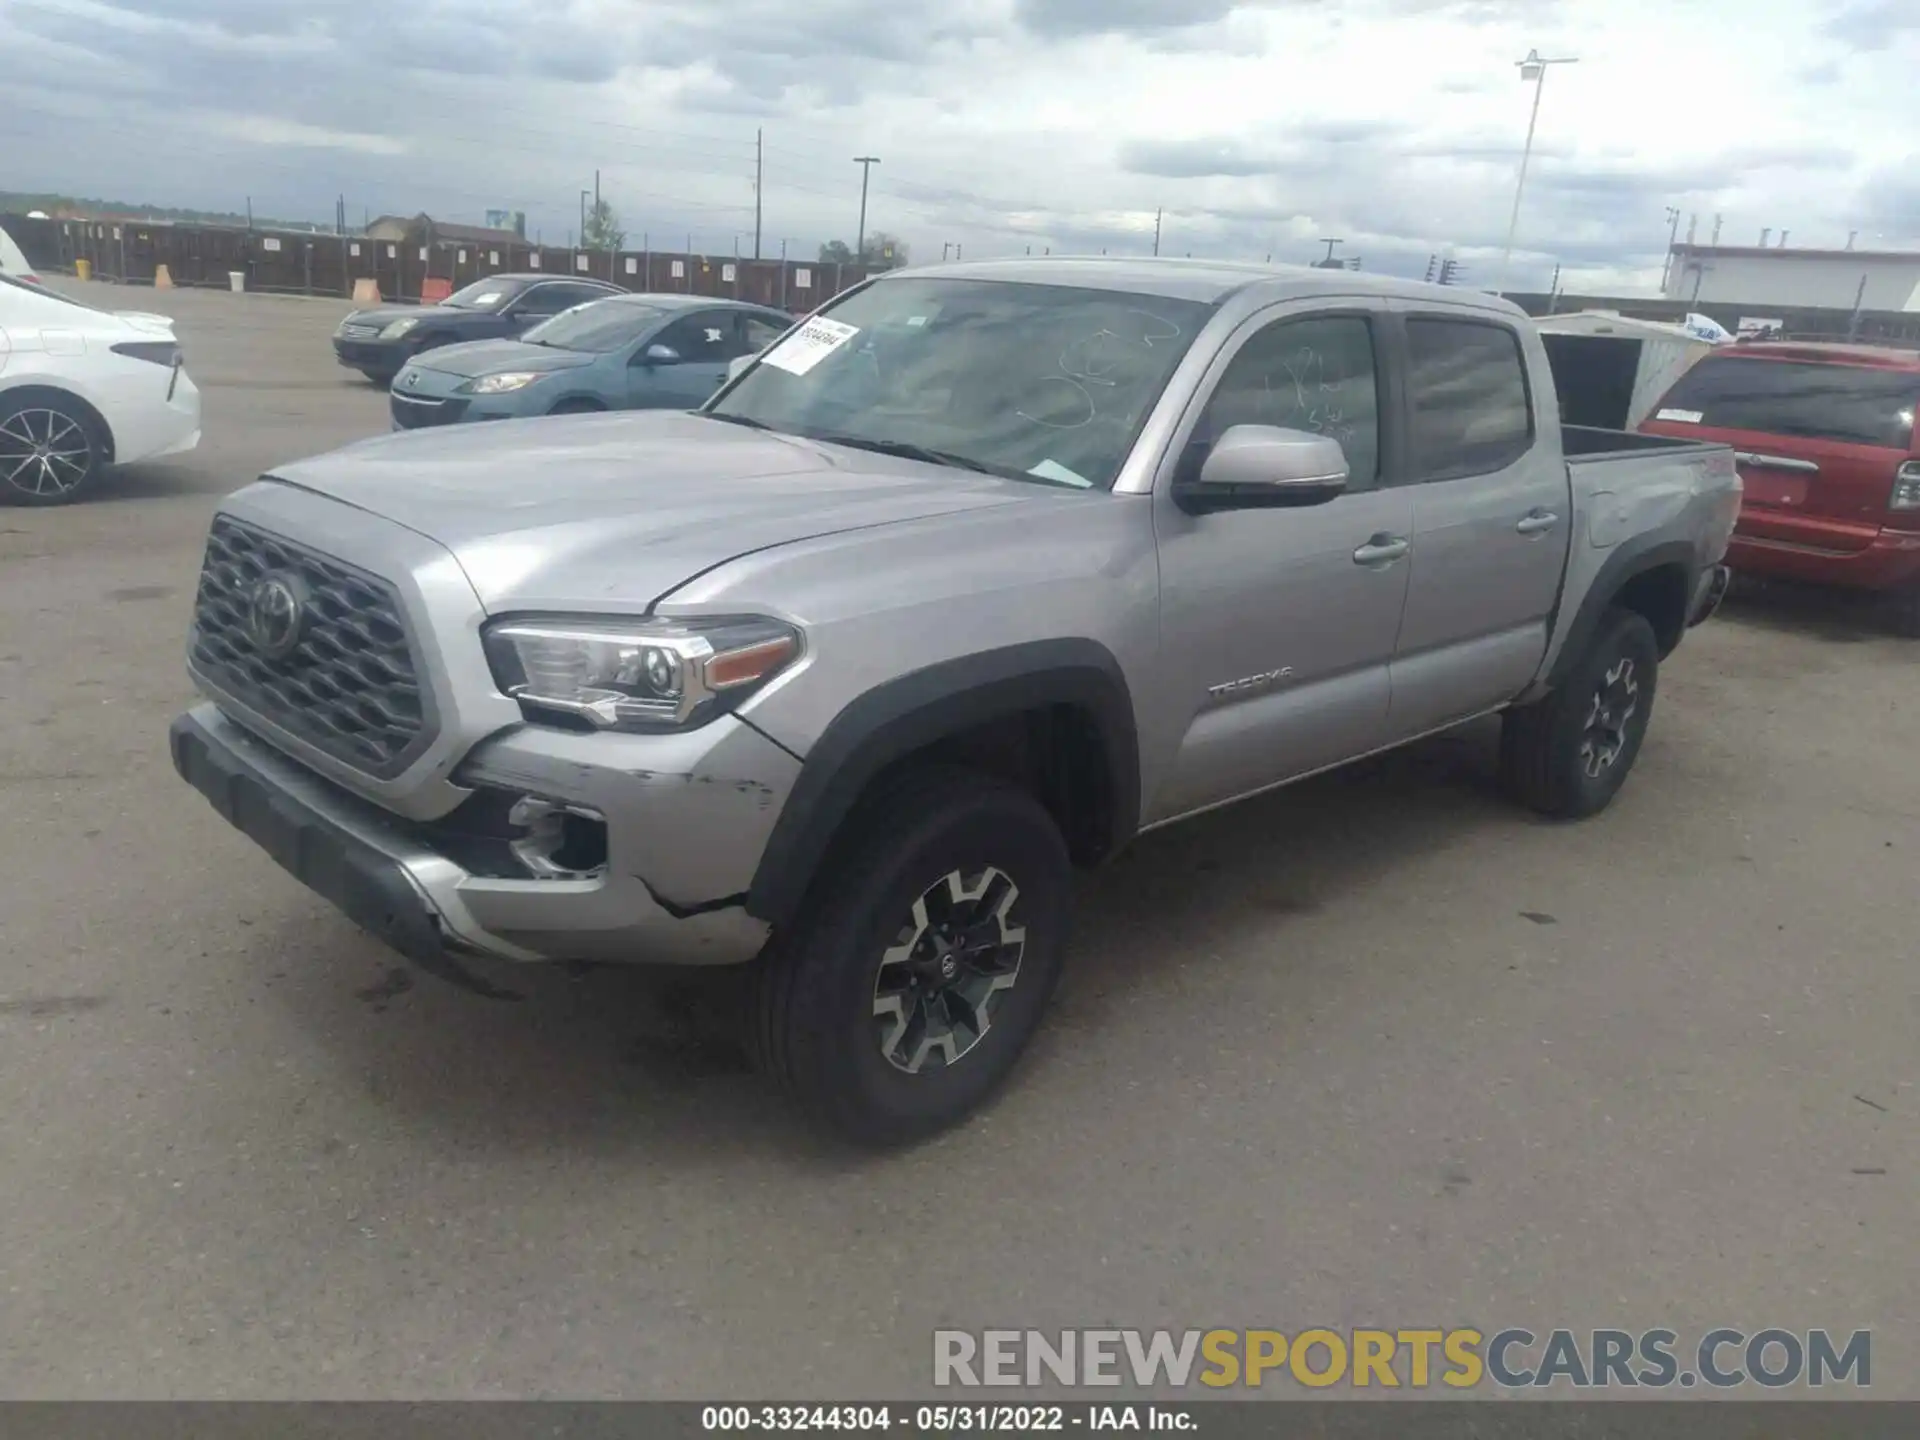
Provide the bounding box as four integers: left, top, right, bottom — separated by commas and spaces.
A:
1175, 425, 1349, 514
643, 342, 681, 365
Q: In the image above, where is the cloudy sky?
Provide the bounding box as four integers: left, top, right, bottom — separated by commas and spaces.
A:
3, 0, 1917, 291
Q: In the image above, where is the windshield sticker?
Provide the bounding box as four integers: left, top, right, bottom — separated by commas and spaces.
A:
471, 292, 504, 308
761, 316, 860, 376
705, 327, 724, 343
1656, 408, 1704, 423
907, 315, 929, 327
1028, 458, 1094, 488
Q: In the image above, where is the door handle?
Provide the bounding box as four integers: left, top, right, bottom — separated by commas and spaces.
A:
1515, 509, 1560, 535
1352, 534, 1410, 567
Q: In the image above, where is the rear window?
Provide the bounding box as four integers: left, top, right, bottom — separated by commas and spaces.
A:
1654, 357, 1918, 450
1405, 318, 1535, 481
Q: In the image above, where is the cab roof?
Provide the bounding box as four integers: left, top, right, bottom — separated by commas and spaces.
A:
879, 254, 1527, 316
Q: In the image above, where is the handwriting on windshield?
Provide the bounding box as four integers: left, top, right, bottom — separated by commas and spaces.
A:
1017, 310, 1186, 431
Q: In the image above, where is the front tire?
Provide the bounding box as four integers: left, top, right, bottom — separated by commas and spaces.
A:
1500, 608, 1660, 819
0, 394, 106, 506
751, 767, 1073, 1147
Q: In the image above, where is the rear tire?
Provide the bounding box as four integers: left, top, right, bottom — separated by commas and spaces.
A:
1501, 608, 1660, 819
0, 393, 106, 506
750, 766, 1073, 1147
1888, 588, 1920, 639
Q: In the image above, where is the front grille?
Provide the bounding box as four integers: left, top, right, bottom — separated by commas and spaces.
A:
391, 392, 468, 429
340, 322, 381, 339
190, 515, 433, 778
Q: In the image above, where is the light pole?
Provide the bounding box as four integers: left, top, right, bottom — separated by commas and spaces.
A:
1659, 206, 1682, 292
853, 155, 880, 265
1495, 48, 1578, 296
579, 189, 590, 250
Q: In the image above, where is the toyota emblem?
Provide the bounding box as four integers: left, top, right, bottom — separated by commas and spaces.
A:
404, 372, 419, 389
245, 572, 308, 660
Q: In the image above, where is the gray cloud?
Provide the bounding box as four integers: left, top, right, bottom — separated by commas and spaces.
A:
1822, 0, 1920, 51
1013, 0, 1251, 39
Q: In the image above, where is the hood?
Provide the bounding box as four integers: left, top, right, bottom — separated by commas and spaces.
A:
409, 338, 591, 379
262, 410, 1059, 613
343, 305, 439, 326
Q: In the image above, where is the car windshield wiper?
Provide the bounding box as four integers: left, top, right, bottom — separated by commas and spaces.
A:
702, 412, 777, 431
805, 431, 1013, 478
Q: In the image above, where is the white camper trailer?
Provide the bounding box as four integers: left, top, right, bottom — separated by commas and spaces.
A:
1536, 310, 1731, 431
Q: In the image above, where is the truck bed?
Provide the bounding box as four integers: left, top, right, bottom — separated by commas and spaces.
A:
1560, 424, 1726, 462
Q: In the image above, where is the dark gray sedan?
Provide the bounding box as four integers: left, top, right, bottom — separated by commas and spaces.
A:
388, 294, 794, 430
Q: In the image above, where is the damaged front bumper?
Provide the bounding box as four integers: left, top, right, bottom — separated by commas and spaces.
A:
171, 703, 783, 976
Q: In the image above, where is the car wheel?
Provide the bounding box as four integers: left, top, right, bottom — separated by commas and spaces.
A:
1887, 587, 1920, 639
1500, 608, 1660, 820
0, 394, 106, 506
750, 766, 1073, 1147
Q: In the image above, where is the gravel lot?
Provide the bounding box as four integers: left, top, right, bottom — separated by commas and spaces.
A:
1, 281, 1914, 1399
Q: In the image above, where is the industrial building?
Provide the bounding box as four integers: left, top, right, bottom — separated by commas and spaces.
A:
1663, 242, 1920, 314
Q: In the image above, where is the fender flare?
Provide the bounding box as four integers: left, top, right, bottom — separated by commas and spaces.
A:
744, 639, 1140, 926
1546, 536, 1698, 688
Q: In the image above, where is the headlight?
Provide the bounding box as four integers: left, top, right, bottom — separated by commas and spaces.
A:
483, 616, 801, 732
379, 318, 419, 340
466, 372, 542, 394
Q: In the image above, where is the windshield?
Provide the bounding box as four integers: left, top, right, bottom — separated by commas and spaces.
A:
442, 280, 514, 310
523, 300, 666, 352
708, 278, 1214, 489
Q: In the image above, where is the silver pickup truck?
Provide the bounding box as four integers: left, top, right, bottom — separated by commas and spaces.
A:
172, 258, 1739, 1143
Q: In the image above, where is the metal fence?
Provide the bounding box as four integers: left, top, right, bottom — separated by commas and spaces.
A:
4, 213, 871, 312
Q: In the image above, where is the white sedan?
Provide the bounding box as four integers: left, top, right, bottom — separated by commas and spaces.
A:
0, 274, 202, 505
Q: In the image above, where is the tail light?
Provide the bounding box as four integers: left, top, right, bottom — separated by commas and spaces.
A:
1893, 461, 1920, 513
111, 341, 182, 368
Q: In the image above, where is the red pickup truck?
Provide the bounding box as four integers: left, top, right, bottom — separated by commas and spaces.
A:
1640, 342, 1920, 634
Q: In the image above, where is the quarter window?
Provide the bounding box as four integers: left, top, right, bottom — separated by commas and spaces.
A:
1405, 319, 1534, 481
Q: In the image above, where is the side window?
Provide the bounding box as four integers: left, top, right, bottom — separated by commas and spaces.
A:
1405, 319, 1534, 482
512, 284, 568, 318
741, 312, 789, 353
560, 283, 618, 307
1189, 315, 1381, 490
653, 313, 735, 363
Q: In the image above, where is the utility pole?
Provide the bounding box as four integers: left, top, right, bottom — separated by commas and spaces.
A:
1152, 207, 1162, 257
754, 129, 764, 260
1659, 207, 1682, 292
245, 195, 253, 232
579, 189, 590, 251
853, 155, 880, 264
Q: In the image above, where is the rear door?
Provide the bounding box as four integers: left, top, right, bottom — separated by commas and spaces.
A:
1641, 352, 1920, 550
1386, 312, 1570, 739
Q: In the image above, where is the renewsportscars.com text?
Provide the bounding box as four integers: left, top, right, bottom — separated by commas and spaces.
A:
933, 1327, 1871, 1390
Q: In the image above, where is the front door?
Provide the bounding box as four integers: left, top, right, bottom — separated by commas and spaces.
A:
1149, 307, 1413, 823
631, 310, 736, 408
1387, 314, 1569, 739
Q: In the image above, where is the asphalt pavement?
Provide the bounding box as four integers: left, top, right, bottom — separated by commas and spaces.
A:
0, 281, 1913, 1399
